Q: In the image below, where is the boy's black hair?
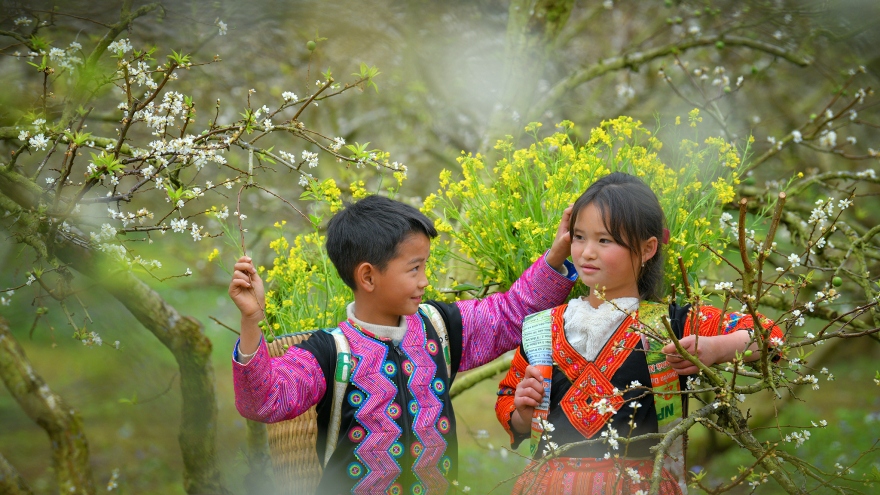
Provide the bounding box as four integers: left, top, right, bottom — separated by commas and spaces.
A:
569, 172, 666, 301
326, 195, 438, 290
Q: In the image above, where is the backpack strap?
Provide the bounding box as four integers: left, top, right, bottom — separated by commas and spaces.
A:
420, 303, 451, 379
324, 328, 352, 467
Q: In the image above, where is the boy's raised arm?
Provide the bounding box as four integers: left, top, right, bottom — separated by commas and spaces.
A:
456, 207, 577, 371
229, 256, 327, 422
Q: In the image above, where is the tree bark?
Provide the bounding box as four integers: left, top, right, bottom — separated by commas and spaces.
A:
0, 452, 35, 495
245, 420, 276, 494
54, 251, 230, 495
0, 174, 229, 494
0, 318, 95, 495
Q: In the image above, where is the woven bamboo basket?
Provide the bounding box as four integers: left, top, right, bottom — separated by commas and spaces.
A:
266, 332, 322, 495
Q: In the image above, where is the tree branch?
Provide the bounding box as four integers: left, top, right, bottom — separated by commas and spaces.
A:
532, 34, 811, 121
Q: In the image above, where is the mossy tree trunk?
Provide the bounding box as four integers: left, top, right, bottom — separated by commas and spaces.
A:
0, 167, 230, 494
0, 318, 95, 495
0, 452, 35, 495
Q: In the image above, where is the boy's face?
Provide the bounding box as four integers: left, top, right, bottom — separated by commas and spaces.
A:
369, 232, 431, 322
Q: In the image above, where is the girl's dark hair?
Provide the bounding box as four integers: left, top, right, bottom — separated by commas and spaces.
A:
569, 172, 666, 301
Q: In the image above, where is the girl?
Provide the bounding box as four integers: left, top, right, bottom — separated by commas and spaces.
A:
495, 172, 783, 494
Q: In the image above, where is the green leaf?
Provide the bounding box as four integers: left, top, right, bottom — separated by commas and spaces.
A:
167, 49, 190, 65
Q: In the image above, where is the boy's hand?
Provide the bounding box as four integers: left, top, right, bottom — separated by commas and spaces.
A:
229, 256, 265, 322
511, 365, 546, 433
663, 335, 719, 375
546, 205, 573, 272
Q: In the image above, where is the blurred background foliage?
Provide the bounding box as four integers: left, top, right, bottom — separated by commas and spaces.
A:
1, 0, 879, 493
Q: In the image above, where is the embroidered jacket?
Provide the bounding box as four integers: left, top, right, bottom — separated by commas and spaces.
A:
496, 302, 784, 459
233, 254, 576, 494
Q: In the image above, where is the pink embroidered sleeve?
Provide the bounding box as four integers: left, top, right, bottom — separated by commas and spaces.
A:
232, 339, 327, 423
455, 254, 575, 371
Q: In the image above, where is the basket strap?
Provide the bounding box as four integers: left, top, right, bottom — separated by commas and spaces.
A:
325, 328, 351, 467
420, 303, 451, 379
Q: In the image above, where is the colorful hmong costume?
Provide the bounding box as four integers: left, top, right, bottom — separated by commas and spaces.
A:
496, 300, 783, 495
233, 255, 576, 494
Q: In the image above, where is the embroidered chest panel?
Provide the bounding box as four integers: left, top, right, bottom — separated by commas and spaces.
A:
551, 305, 642, 439
339, 313, 451, 493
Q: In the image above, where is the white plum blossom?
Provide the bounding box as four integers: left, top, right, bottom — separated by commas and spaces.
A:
14, 17, 32, 26
541, 441, 559, 456
170, 218, 188, 233
804, 375, 819, 390
29, 134, 49, 151
217, 20, 227, 36
282, 91, 298, 102
279, 150, 296, 163
26, 274, 36, 286
625, 467, 643, 484
594, 398, 617, 415
190, 223, 203, 241
788, 253, 801, 267
715, 281, 734, 291
791, 130, 802, 143
784, 430, 811, 447
600, 425, 620, 450
82, 331, 103, 347
330, 137, 345, 152
107, 39, 133, 54
819, 130, 837, 148
302, 150, 319, 168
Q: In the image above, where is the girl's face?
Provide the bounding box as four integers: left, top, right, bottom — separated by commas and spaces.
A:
570, 203, 655, 308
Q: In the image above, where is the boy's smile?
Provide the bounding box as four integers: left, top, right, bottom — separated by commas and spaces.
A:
355, 232, 431, 326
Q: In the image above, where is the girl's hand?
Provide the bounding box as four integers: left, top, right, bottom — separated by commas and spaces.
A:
546, 205, 573, 272
228, 256, 265, 322
511, 365, 546, 433
663, 335, 719, 375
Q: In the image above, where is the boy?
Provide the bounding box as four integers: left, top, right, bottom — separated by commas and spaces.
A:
229, 195, 577, 494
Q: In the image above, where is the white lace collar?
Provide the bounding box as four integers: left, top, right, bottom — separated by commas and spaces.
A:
562, 297, 639, 361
